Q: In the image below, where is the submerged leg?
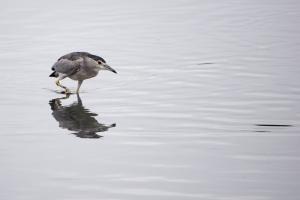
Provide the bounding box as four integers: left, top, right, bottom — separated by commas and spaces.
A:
55, 75, 70, 94
76, 80, 83, 93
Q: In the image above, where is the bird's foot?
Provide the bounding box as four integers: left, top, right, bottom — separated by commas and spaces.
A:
60, 89, 72, 94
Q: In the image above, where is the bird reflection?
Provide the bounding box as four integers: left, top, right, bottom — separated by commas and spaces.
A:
49, 94, 116, 139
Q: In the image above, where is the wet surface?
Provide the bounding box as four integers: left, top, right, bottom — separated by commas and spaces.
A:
0, 0, 300, 200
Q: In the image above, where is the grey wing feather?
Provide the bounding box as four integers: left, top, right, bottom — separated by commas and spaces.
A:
58, 52, 106, 63
58, 52, 84, 61
52, 59, 81, 76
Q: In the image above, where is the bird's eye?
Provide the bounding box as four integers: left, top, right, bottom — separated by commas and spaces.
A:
98, 61, 102, 64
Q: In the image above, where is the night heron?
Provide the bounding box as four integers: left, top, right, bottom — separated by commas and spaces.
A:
49, 52, 117, 93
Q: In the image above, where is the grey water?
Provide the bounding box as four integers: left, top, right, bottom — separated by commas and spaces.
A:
0, 0, 300, 199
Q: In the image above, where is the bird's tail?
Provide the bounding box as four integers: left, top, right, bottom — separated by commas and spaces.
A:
49, 71, 58, 77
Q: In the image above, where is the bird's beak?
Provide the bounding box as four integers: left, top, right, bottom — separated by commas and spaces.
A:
104, 64, 117, 74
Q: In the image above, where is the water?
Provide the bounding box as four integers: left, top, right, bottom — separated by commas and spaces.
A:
1, 0, 300, 199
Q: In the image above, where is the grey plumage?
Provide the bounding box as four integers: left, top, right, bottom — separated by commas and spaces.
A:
57, 52, 106, 63
52, 58, 81, 76
50, 52, 116, 94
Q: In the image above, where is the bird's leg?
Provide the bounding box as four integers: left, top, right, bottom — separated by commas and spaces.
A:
76, 93, 82, 105
76, 80, 83, 93
55, 79, 70, 94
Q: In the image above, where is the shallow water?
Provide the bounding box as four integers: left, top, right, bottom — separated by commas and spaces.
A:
1, 0, 300, 199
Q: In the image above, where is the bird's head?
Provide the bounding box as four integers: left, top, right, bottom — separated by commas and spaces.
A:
97, 59, 117, 74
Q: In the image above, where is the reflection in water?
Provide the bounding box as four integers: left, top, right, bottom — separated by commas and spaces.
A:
255, 124, 292, 127
49, 94, 116, 139
253, 124, 293, 133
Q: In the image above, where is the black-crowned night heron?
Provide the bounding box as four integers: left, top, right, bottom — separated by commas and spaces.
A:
49, 52, 117, 93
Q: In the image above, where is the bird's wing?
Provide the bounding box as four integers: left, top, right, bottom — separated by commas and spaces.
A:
58, 52, 84, 61
58, 52, 106, 63
52, 58, 81, 76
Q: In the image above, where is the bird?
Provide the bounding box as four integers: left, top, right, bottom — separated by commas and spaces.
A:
49, 52, 117, 94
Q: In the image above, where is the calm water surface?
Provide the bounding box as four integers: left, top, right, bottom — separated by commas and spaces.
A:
0, 1, 300, 199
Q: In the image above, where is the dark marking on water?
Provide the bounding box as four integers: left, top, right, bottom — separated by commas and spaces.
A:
197, 62, 214, 65
253, 130, 271, 133
255, 124, 293, 127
